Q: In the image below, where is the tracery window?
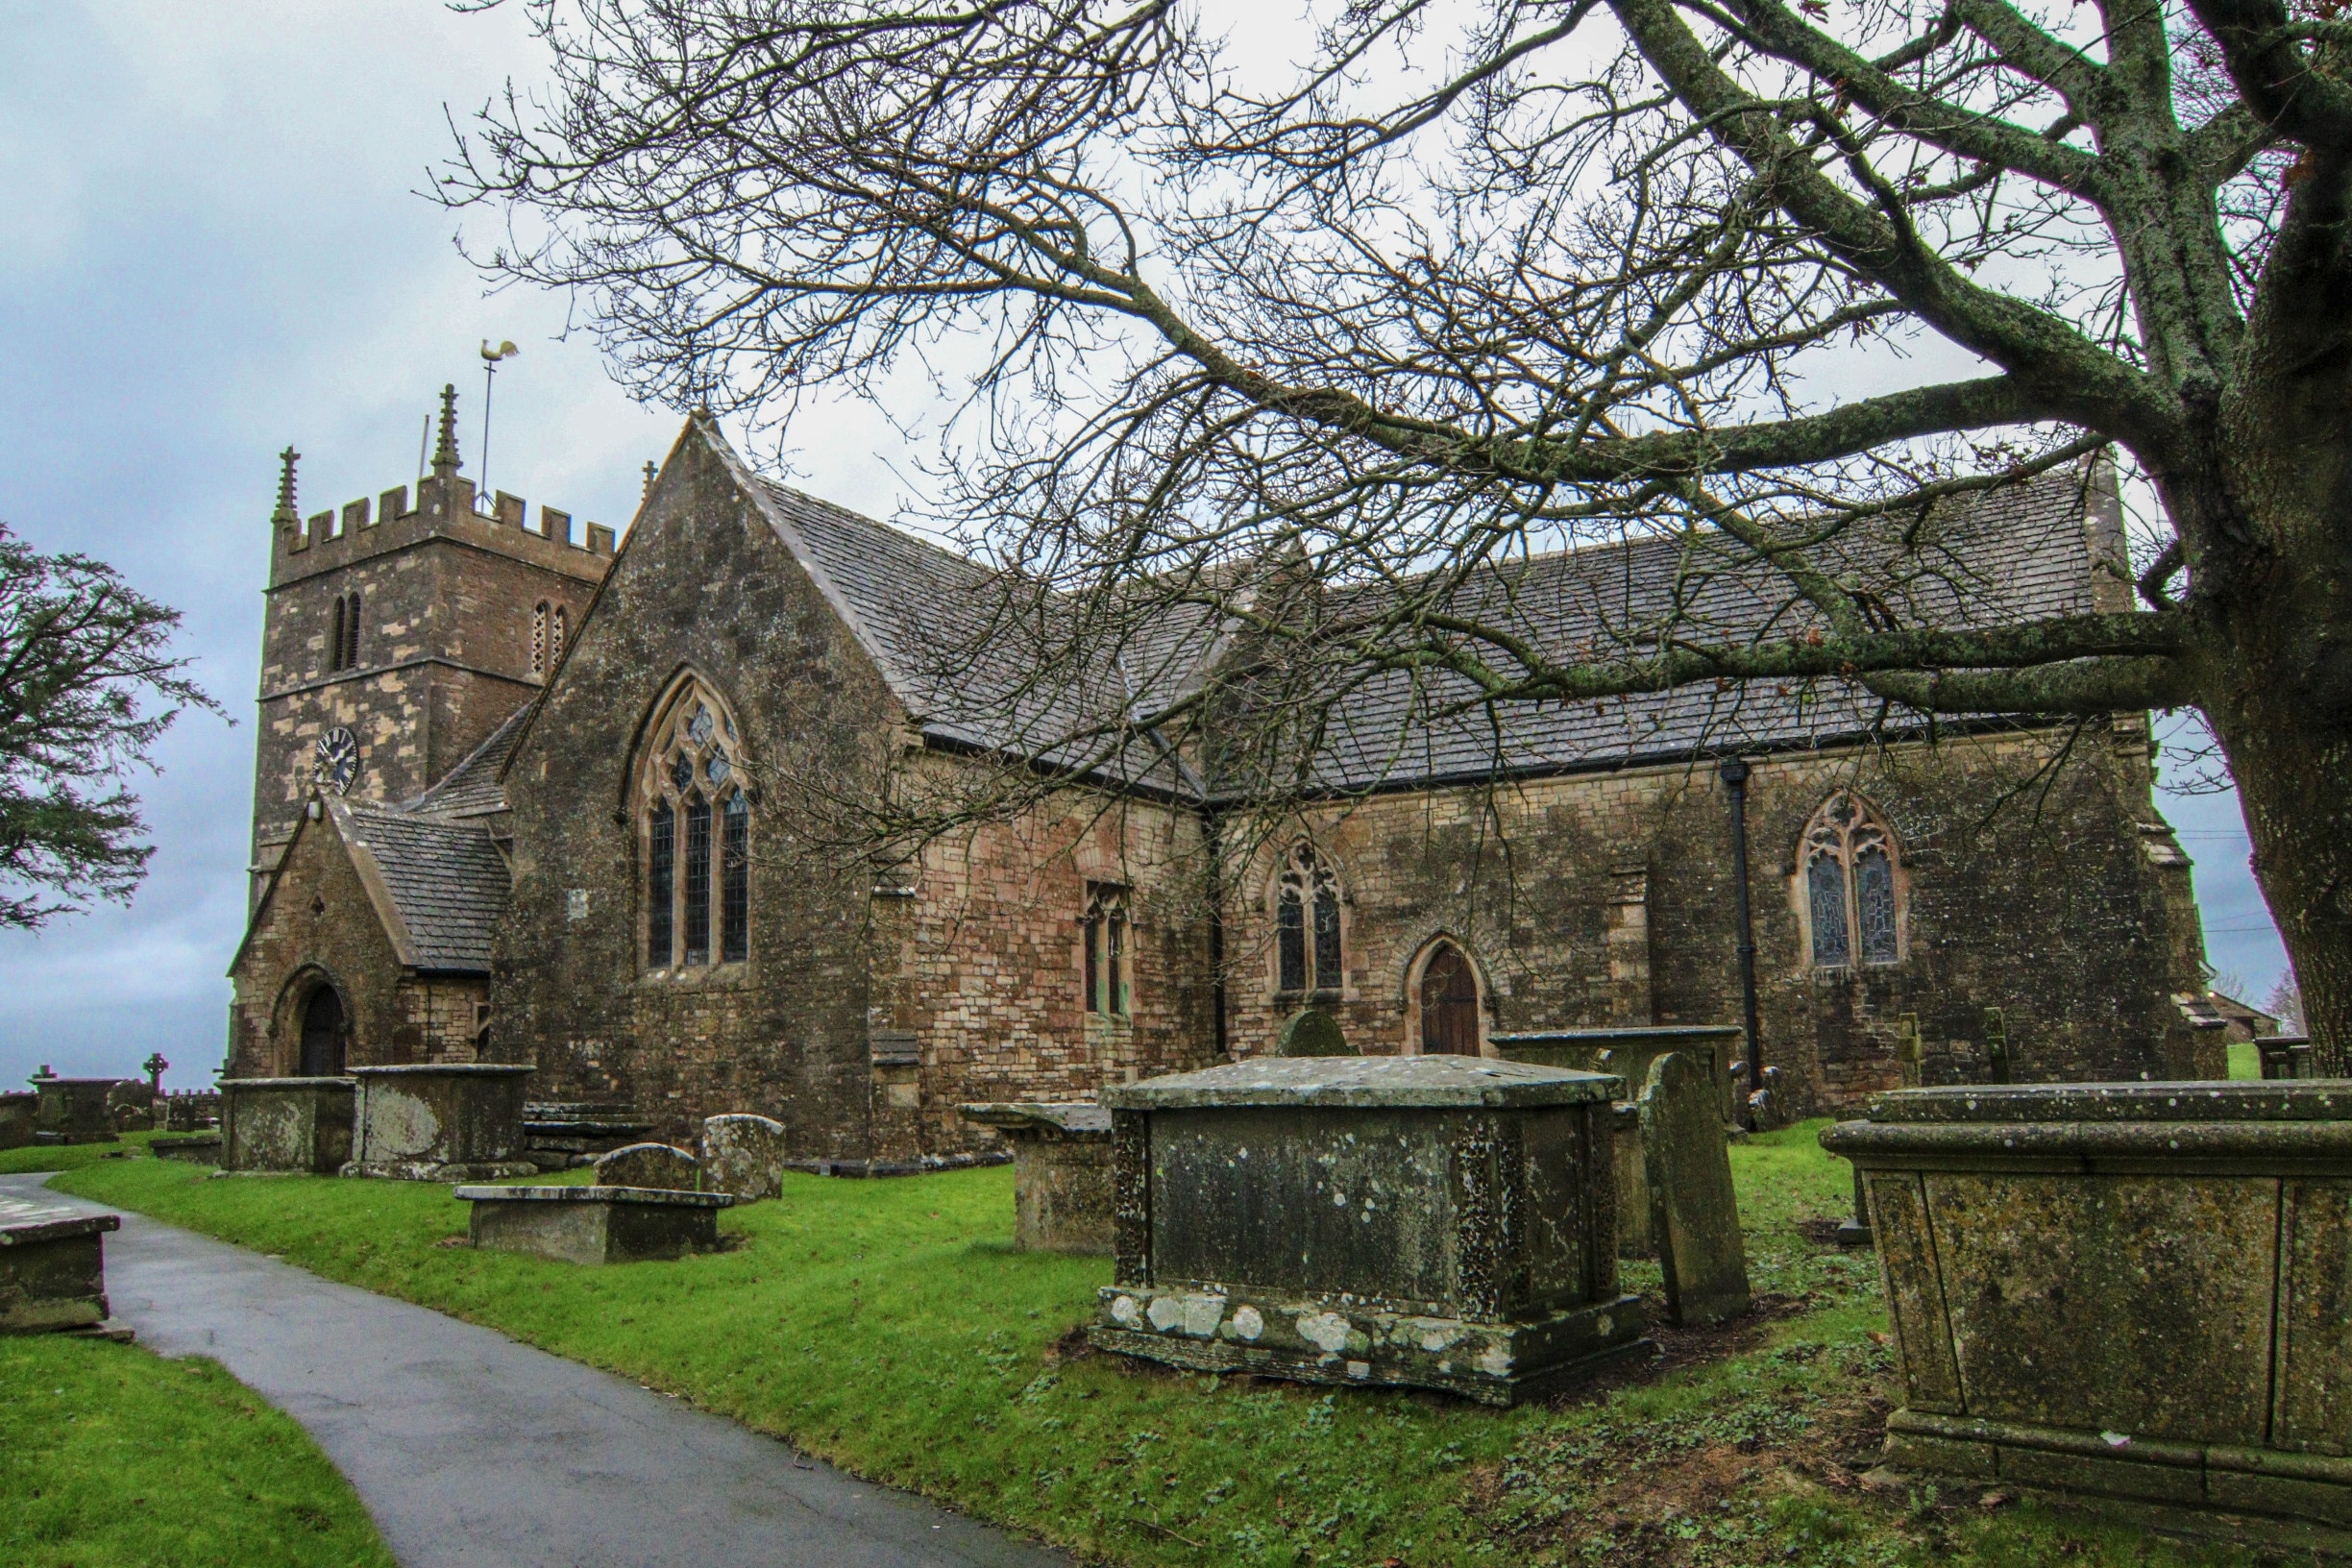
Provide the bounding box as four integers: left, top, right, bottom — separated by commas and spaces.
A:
1274, 843, 1343, 995
1084, 883, 1129, 1017
638, 676, 749, 971
531, 601, 551, 676
1801, 792, 1903, 968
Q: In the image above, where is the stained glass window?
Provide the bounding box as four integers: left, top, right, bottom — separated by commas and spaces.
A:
706, 751, 730, 786
671, 752, 693, 792
1277, 890, 1307, 993
688, 705, 714, 745
1855, 846, 1899, 964
683, 796, 712, 966
721, 793, 748, 963
1806, 853, 1850, 967
1801, 792, 1903, 968
648, 799, 674, 968
1274, 843, 1344, 993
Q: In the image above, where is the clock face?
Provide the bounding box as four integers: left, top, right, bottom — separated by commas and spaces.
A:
313, 726, 359, 795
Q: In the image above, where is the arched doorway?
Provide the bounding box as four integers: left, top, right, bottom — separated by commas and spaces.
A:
1417, 943, 1482, 1055
299, 986, 346, 1076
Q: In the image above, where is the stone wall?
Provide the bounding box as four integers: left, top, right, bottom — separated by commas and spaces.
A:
873, 776, 1218, 1161
229, 811, 417, 1075
491, 428, 905, 1155
1219, 721, 2203, 1114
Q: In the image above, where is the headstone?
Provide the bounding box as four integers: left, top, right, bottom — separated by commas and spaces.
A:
1274, 1008, 1353, 1058
1641, 1051, 1752, 1327
699, 1115, 788, 1201
1895, 1014, 1923, 1089
106, 1082, 156, 1133
593, 1141, 700, 1190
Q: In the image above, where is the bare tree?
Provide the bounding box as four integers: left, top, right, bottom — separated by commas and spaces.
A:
0, 525, 219, 927
451, 0, 2352, 1049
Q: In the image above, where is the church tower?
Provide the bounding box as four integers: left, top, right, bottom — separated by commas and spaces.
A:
248, 384, 616, 902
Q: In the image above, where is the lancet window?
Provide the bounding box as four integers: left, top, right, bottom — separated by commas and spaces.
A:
639, 677, 749, 970
1273, 843, 1344, 996
1084, 883, 1129, 1017
1801, 793, 1903, 968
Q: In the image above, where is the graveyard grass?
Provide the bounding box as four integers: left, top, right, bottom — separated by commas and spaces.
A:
57, 1131, 2257, 1568
0, 1332, 397, 1568
0, 1131, 164, 1177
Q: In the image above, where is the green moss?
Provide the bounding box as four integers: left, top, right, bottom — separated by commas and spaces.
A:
50, 1123, 2262, 1565
0, 1333, 395, 1568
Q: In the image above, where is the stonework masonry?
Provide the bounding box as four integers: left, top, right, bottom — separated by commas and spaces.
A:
228, 409, 2213, 1168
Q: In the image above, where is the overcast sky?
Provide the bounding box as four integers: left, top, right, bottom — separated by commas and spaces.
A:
0, 1, 2289, 1091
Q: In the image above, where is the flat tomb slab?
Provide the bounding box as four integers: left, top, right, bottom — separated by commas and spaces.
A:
0, 1195, 119, 1333
455, 1185, 733, 1264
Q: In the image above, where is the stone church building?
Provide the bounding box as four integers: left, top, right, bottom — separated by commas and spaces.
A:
227, 389, 2213, 1161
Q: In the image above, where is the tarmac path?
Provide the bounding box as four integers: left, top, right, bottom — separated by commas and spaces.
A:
3, 1173, 1069, 1568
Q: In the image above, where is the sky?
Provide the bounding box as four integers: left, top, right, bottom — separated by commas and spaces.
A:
0, 2, 2291, 1091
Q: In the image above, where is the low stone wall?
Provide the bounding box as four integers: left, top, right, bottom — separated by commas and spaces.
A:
959, 1103, 1114, 1254
456, 1185, 733, 1264
348, 1065, 534, 1181
1824, 1082, 2352, 1543
221, 1078, 356, 1174
1090, 1056, 1644, 1406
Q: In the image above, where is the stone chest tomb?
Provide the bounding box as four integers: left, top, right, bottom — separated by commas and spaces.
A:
1824, 1082, 2352, 1541
456, 1185, 733, 1264
221, 1077, 355, 1173
1090, 1056, 1644, 1405
347, 1064, 535, 1181
0, 1194, 120, 1334
959, 1102, 1114, 1254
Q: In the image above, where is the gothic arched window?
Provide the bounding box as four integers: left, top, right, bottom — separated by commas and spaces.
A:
551, 604, 567, 667
531, 602, 551, 676
638, 676, 749, 971
1084, 883, 1129, 1017
328, 591, 361, 673
1801, 792, 1903, 968
1273, 843, 1343, 996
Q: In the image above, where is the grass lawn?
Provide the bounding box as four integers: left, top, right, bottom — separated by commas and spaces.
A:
0, 1332, 395, 1568
0, 1131, 168, 1178
53, 1128, 2261, 1567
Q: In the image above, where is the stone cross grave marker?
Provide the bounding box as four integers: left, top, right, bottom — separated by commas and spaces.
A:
1275, 1007, 1354, 1057
700, 1115, 788, 1200
592, 1141, 702, 1190
1640, 1051, 1752, 1328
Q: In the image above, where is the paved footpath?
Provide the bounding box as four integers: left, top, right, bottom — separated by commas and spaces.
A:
4, 1174, 1068, 1568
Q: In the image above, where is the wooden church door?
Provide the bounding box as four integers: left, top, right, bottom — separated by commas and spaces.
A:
299, 987, 346, 1076
1418, 944, 1482, 1055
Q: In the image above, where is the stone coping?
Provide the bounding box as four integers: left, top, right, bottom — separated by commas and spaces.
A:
960, 1102, 1112, 1135
1823, 1117, 2352, 1163
351, 1064, 536, 1079
1102, 1056, 1619, 1111
1491, 1025, 1745, 1044
26, 1076, 135, 1089
222, 1076, 357, 1090
452, 1184, 735, 1208
0, 1213, 120, 1246
1855, 1081, 2352, 1124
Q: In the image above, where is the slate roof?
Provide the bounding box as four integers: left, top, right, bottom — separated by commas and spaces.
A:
334, 801, 509, 972
747, 457, 2116, 798
404, 704, 532, 818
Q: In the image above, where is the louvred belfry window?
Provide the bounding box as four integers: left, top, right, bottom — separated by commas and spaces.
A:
1800, 792, 1905, 968
1273, 843, 1345, 996
637, 676, 750, 971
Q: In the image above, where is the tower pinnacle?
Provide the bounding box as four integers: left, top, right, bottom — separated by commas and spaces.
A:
432, 383, 462, 478
272, 447, 301, 527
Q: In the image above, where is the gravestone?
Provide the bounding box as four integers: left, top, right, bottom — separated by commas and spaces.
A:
594, 1141, 701, 1190
1640, 1052, 1752, 1327
699, 1115, 788, 1201
1275, 1008, 1353, 1058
